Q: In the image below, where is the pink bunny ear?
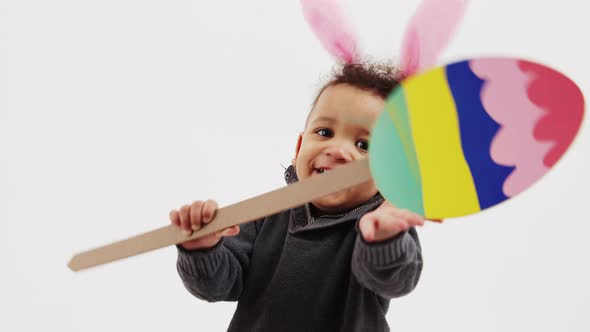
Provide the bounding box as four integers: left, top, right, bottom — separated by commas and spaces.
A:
300, 0, 358, 63
400, 0, 469, 75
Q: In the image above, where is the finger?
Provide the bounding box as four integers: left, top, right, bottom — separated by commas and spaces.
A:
190, 201, 204, 231
358, 213, 378, 242
220, 225, 240, 237
169, 210, 180, 226
382, 200, 397, 209
202, 200, 218, 224
181, 233, 222, 250
374, 210, 405, 232
398, 209, 425, 227
178, 205, 192, 235
383, 215, 409, 233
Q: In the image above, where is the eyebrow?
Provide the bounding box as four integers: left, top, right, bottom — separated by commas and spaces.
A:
357, 127, 370, 136
310, 116, 336, 124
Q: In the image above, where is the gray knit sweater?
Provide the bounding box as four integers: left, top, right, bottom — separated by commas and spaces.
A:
176, 167, 423, 331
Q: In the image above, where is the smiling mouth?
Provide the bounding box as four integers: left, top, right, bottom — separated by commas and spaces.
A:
314, 168, 331, 174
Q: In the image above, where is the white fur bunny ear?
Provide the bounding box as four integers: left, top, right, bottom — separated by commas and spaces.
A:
400, 0, 469, 76
300, 0, 358, 63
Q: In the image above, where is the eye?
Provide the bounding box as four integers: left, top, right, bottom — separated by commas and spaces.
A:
315, 128, 334, 138
356, 140, 369, 151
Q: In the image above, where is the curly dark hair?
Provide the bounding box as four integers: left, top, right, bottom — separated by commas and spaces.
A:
306, 62, 405, 127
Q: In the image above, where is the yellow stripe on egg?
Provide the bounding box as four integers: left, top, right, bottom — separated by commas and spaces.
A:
402, 67, 481, 218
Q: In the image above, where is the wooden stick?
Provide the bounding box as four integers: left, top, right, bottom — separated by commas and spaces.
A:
68, 159, 372, 271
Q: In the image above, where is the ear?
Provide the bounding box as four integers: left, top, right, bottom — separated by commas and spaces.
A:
292, 133, 304, 166
300, 0, 358, 63
400, 0, 469, 75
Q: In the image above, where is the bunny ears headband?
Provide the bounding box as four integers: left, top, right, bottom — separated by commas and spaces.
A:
300, 0, 469, 76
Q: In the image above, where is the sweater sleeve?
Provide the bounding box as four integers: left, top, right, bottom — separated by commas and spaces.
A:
176, 221, 259, 302
351, 227, 423, 299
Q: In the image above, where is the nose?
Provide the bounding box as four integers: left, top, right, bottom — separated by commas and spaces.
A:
324, 144, 353, 162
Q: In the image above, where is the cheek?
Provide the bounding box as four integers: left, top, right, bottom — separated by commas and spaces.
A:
295, 141, 315, 162
294, 150, 310, 176
357, 180, 378, 195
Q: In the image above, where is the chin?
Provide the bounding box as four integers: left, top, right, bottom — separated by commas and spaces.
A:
312, 192, 357, 212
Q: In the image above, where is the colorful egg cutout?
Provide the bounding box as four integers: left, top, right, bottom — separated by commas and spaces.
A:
369, 57, 585, 219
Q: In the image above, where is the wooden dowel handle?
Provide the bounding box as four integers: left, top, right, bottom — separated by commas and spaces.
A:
68, 159, 372, 271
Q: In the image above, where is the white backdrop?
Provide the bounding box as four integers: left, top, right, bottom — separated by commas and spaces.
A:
1, 0, 589, 331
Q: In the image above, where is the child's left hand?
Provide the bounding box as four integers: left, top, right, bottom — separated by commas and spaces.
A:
358, 201, 425, 242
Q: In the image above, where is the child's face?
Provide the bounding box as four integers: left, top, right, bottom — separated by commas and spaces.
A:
292, 83, 385, 212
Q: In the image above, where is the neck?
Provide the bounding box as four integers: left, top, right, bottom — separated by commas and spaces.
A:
308, 204, 350, 218
308, 192, 382, 218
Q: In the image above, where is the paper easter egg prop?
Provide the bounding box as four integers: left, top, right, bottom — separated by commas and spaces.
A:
370, 57, 585, 219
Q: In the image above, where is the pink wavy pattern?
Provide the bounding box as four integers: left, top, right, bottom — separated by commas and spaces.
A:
519, 61, 585, 167
470, 59, 552, 197
300, 0, 358, 63
400, 0, 469, 75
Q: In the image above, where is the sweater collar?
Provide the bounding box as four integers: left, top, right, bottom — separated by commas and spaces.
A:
284, 164, 385, 233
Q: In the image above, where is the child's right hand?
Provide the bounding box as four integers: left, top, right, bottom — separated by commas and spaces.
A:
169, 199, 240, 251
